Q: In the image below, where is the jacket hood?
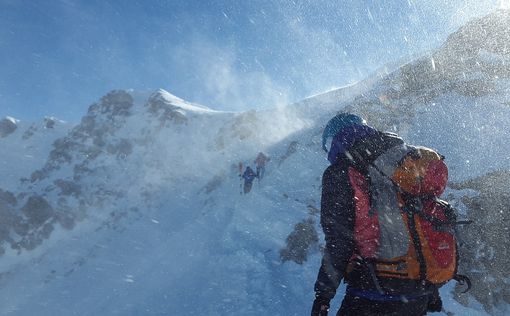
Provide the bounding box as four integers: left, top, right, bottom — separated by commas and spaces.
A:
328, 124, 378, 164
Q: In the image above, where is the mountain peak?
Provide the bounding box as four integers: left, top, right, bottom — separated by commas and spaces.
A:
148, 88, 213, 112
150, 88, 185, 104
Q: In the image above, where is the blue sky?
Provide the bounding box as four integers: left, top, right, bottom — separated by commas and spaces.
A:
0, 0, 501, 122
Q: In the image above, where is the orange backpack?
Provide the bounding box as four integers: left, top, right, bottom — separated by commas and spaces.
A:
349, 143, 463, 287
374, 196, 458, 285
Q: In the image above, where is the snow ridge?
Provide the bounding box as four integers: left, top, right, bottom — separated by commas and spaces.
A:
0, 10, 510, 316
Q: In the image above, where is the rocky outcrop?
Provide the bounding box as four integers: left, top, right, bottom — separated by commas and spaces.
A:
146, 90, 188, 125
0, 189, 16, 206
54, 179, 82, 197
106, 138, 133, 159
0, 192, 61, 253
1, 90, 147, 254
21, 196, 55, 227
94, 90, 133, 117
280, 217, 319, 264
44, 117, 56, 129
70, 90, 133, 143
28, 90, 136, 185
450, 170, 510, 312
0, 191, 21, 253
0, 117, 17, 137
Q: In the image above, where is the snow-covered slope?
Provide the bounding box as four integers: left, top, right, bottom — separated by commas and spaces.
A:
0, 9, 509, 316
336, 10, 510, 182
0, 87, 331, 315
0, 116, 71, 191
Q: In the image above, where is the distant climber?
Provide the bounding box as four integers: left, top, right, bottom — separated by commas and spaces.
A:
242, 166, 258, 194
254, 152, 270, 180
238, 162, 244, 177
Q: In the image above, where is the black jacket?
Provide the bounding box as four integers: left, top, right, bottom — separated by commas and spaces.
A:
314, 156, 356, 300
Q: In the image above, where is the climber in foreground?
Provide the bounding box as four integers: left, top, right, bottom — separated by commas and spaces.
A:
311, 113, 464, 315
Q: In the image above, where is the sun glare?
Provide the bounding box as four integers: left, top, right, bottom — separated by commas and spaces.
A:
501, 0, 510, 9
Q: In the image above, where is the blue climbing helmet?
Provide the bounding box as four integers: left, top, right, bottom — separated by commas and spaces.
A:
322, 113, 366, 152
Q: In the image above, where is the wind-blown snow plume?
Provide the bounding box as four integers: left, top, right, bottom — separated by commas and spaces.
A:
0, 10, 509, 316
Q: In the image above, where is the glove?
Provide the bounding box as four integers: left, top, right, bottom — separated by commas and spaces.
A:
427, 288, 443, 313
311, 296, 330, 316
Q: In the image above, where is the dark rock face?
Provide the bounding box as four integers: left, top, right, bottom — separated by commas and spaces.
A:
29, 90, 137, 186
0, 118, 17, 137
450, 170, 510, 312
280, 217, 319, 264
0, 198, 21, 248
106, 138, 133, 159
8, 90, 142, 253
21, 196, 55, 227
75, 90, 134, 140
96, 90, 134, 117
0, 90, 145, 255
49, 137, 76, 165
55, 210, 76, 230
22, 124, 36, 140
0, 192, 59, 253
146, 92, 188, 125
44, 117, 56, 129
0, 189, 16, 206
54, 179, 82, 196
